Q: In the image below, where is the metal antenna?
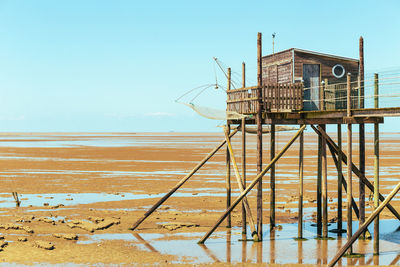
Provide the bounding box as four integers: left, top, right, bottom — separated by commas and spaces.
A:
272, 32, 276, 54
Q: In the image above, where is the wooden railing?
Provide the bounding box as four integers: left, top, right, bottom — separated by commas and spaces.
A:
263, 83, 303, 112
324, 83, 359, 110
226, 86, 259, 114
227, 83, 303, 114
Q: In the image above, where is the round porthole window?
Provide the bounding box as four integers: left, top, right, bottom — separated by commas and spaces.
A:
332, 64, 345, 78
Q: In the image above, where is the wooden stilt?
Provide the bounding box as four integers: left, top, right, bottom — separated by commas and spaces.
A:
359, 36, 366, 238
328, 181, 400, 267
242, 62, 247, 237
321, 124, 328, 238
337, 124, 343, 234
226, 68, 232, 228
256, 32, 263, 239
130, 128, 240, 230
311, 124, 400, 222
298, 128, 304, 238
347, 123, 353, 253
346, 73, 353, 254
242, 117, 247, 236
270, 124, 275, 230
223, 126, 258, 241
374, 73, 380, 254
198, 125, 306, 244
317, 128, 322, 237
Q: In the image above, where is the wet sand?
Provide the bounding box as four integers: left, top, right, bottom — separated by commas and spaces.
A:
0, 131, 399, 265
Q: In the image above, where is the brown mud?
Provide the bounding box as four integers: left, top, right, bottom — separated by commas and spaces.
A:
0, 132, 398, 265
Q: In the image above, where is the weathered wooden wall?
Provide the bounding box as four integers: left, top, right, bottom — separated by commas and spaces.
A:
293, 51, 359, 84
262, 50, 293, 84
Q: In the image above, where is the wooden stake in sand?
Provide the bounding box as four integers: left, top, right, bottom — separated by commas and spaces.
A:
198, 125, 306, 244
328, 182, 400, 267
223, 126, 259, 241
12, 192, 20, 207
129, 128, 240, 231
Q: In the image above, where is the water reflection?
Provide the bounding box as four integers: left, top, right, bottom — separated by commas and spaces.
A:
199, 244, 220, 263
132, 233, 159, 253
126, 220, 400, 265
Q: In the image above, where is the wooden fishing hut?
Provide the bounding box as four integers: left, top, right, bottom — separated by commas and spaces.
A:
262, 48, 360, 111
131, 32, 400, 265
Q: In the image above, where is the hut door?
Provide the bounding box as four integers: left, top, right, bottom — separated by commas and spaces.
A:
303, 64, 320, 111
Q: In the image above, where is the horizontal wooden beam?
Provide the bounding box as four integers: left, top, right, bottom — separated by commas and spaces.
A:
301, 107, 400, 118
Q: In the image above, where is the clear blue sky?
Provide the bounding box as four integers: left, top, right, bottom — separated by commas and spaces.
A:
0, 0, 399, 132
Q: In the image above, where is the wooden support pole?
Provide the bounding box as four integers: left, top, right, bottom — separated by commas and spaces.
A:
317, 129, 322, 236
328, 182, 400, 267
256, 32, 263, 239
374, 73, 380, 254
270, 124, 276, 230
223, 126, 259, 241
347, 73, 351, 117
226, 68, 232, 228
359, 36, 366, 238
321, 124, 328, 238
310, 124, 400, 222
130, 128, 240, 230
198, 125, 306, 244
317, 80, 326, 236
337, 124, 343, 234
346, 73, 353, 254
242, 62, 247, 236
359, 37, 365, 108
347, 122, 353, 253
298, 128, 304, 238
242, 117, 247, 236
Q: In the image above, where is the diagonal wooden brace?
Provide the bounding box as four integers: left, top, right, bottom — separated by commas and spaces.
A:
328, 182, 400, 267
311, 124, 400, 222
223, 126, 259, 241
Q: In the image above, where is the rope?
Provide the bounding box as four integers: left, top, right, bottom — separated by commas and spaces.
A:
189, 85, 215, 103
175, 84, 215, 102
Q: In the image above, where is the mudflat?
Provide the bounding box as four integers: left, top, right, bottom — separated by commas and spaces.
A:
0, 131, 399, 265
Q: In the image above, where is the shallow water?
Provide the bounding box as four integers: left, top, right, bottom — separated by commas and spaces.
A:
80, 220, 400, 265
0, 191, 243, 208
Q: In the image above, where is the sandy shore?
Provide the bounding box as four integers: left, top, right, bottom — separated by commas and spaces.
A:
0, 132, 399, 265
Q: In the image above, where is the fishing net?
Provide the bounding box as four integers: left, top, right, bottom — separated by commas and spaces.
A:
181, 102, 247, 120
